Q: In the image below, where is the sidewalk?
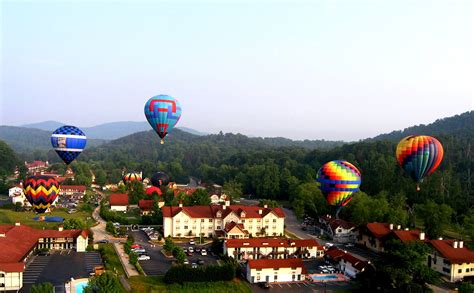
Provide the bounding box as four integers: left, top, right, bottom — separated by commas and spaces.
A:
113, 243, 139, 277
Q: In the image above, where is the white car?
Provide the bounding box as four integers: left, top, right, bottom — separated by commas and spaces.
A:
132, 248, 146, 254
345, 243, 354, 247
138, 255, 150, 261
201, 250, 207, 256
188, 247, 194, 253
183, 259, 189, 265
189, 239, 195, 245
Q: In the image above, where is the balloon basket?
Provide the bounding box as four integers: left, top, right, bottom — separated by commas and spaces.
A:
160, 139, 164, 145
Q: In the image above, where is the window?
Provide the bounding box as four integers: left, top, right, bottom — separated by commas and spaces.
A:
0, 273, 4, 277
273, 268, 279, 271
466, 268, 470, 273
257, 226, 261, 229
458, 269, 462, 273
256, 274, 260, 281
249, 226, 253, 229
265, 220, 269, 223
257, 219, 261, 223
242, 220, 245, 223
256, 269, 262, 271
443, 259, 450, 265
176, 226, 180, 230
272, 226, 276, 230
217, 226, 221, 229
442, 267, 450, 273
201, 219, 205, 222
192, 226, 196, 230
184, 226, 188, 229
273, 219, 276, 223
176, 219, 180, 223
209, 219, 213, 222
208, 226, 212, 230
274, 274, 278, 281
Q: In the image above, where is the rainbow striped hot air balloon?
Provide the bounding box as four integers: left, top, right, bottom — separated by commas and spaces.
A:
144, 95, 182, 144
396, 135, 444, 191
23, 176, 60, 214
316, 160, 361, 217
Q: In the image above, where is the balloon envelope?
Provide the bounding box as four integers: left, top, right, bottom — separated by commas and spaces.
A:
51, 125, 87, 165
396, 135, 444, 185
123, 172, 142, 183
144, 95, 182, 143
151, 172, 170, 188
23, 175, 60, 214
316, 160, 361, 207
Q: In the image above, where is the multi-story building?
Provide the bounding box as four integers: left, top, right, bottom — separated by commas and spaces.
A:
246, 258, 307, 283
224, 238, 324, 261
0, 223, 89, 292
59, 185, 86, 197
357, 222, 424, 252
25, 160, 49, 173
162, 200, 285, 238
8, 185, 29, 206
427, 239, 474, 282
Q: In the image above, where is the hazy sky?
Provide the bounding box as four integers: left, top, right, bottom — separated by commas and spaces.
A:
1, 0, 472, 141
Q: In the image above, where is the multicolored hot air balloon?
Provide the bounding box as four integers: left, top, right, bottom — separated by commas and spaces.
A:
151, 172, 170, 188
396, 135, 444, 191
51, 125, 87, 165
123, 172, 142, 183
144, 95, 182, 144
23, 175, 60, 214
316, 160, 361, 217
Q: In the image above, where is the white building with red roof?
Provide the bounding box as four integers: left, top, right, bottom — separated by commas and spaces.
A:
25, 160, 49, 173
8, 184, 30, 206
224, 238, 324, 261
325, 247, 370, 278
109, 194, 129, 212
162, 200, 285, 238
427, 239, 474, 282
246, 258, 307, 283
59, 185, 86, 196
0, 223, 89, 291
320, 215, 357, 243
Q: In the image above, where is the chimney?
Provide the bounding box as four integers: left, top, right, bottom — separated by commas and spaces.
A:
15, 222, 20, 226
459, 241, 464, 248
223, 204, 226, 210
258, 209, 262, 215
58, 225, 64, 232
389, 224, 394, 230
397, 225, 401, 230
225, 199, 230, 206
0, 233, 5, 238
404, 228, 409, 231
419, 232, 425, 241
453, 241, 458, 249
263, 204, 268, 209
178, 201, 183, 208
438, 237, 443, 240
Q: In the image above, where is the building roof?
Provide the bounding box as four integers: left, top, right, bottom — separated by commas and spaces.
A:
109, 194, 129, 206
0, 262, 25, 273
224, 222, 248, 235
145, 186, 162, 196
247, 258, 307, 273
139, 199, 156, 210
326, 247, 369, 271
391, 229, 423, 243
364, 222, 392, 239
226, 238, 321, 249
0, 224, 88, 272
329, 219, 355, 231
429, 240, 474, 264
60, 185, 86, 192
162, 204, 285, 219
25, 160, 48, 168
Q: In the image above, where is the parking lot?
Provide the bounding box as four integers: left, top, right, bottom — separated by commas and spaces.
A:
20, 250, 103, 293
131, 231, 220, 275
251, 280, 353, 293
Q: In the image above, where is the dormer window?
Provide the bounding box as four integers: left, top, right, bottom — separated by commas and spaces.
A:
216, 211, 222, 218
241, 211, 246, 218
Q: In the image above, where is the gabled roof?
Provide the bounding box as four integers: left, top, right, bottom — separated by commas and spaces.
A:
364, 222, 391, 239
109, 194, 129, 206
429, 240, 474, 264
391, 230, 423, 243
60, 185, 86, 192
0, 262, 25, 272
162, 205, 285, 219
247, 258, 307, 273
326, 247, 369, 271
329, 219, 355, 231
139, 199, 156, 210
225, 238, 321, 249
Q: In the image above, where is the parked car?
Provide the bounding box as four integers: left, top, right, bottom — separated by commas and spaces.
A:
191, 263, 197, 269
96, 239, 109, 244
138, 255, 151, 261
195, 247, 201, 253
259, 282, 270, 289
131, 244, 142, 249
186, 251, 193, 256
37, 250, 50, 256
188, 247, 194, 253
183, 259, 189, 265
345, 243, 354, 247
201, 249, 207, 256
325, 243, 334, 248
132, 248, 146, 254
197, 259, 205, 265
301, 226, 307, 231
113, 222, 121, 227
189, 239, 195, 245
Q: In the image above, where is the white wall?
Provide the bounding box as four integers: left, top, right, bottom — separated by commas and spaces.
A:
0, 271, 23, 291
110, 205, 127, 212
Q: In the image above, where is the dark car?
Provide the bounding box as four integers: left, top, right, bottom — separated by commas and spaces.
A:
195, 247, 201, 253
301, 226, 307, 231
97, 239, 109, 244
259, 282, 270, 289
197, 259, 205, 265
186, 251, 193, 256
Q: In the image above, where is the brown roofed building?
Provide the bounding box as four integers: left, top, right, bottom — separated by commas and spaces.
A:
246, 258, 307, 283
427, 239, 474, 282
163, 201, 285, 238
109, 194, 129, 212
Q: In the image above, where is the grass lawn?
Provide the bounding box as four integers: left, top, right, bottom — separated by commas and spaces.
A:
0, 207, 94, 229
128, 276, 252, 293
98, 243, 126, 276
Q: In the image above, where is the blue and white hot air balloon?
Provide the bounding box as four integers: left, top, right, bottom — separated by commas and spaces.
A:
50, 125, 87, 165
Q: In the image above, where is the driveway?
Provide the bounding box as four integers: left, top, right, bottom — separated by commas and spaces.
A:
132, 230, 171, 276
251, 280, 354, 293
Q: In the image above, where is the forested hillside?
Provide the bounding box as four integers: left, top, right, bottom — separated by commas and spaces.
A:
0, 140, 19, 176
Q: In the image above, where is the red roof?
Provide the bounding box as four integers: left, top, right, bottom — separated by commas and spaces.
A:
392, 230, 423, 243
0, 263, 25, 272
60, 185, 86, 192
0, 224, 88, 272
139, 199, 156, 210
326, 247, 369, 271
146, 186, 162, 196
365, 222, 391, 239
247, 258, 307, 273
226, 238, 320, 248
109, 194, 129, 206
25, 161, 48, 168
329, 219, 355, 231
224, 222, 248, 234
429, 240, 474, 264
162, 205, 285, 219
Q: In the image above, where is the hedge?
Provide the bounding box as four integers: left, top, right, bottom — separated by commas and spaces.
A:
164, 263, 235, 284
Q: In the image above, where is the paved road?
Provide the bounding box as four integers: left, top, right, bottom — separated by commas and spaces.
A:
251, 280, 353, 293
90, 205, 109, 242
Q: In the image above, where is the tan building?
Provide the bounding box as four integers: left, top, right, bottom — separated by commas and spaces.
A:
427, 239, 474, 282
0, 223, 89, 291
162, 201, 285, 238
224, 238, 324, 261
246, 258, 307, 283
357, 223, 424, 253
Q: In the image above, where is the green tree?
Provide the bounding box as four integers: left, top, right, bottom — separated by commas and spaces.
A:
84, 272, 125, 293
183, 189, 211, 206
30, 282, 54, 293
95, 169, 107, 186
258, 199, 279, 208
175, 249, 186, 264
291, 182, 329, 219
164, 236, 174, 253
105, 221, 117, 236
417, 200, 453, 239
63, 218, 85, 230
223, 180, 243, 201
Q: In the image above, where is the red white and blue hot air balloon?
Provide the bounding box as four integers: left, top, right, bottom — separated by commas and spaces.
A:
144, 95, 182, 144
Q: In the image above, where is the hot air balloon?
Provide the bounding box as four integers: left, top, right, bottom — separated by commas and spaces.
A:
51, 125, 87, 165
23, 175, 60, 214
151, 172, 170, 188
123, 172, 142, 183
396, 135, 444, 191
316, 160, 361, 218
144, 95, 182, 144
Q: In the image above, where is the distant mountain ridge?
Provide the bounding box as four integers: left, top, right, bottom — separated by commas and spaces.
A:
369, 111, 473, 142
